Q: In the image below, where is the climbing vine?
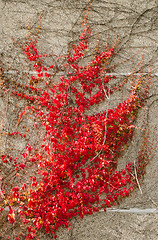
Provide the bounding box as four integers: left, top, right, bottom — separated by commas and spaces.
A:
0, 10, 154, 240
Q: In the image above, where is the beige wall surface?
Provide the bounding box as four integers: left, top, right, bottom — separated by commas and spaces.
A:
0, 0, 158, 239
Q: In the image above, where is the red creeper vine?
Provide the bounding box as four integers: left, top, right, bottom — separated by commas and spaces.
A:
0, 12, 154, 240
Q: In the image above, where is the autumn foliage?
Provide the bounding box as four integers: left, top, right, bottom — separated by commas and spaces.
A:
0, 12, 153, 240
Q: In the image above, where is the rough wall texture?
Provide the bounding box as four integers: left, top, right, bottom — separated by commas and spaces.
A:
0, 0, 158, 239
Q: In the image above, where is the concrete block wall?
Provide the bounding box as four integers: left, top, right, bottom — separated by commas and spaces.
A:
0, 0, 158, 239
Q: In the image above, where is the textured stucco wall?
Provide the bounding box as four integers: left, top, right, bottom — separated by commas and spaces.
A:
0, 0, 158, 239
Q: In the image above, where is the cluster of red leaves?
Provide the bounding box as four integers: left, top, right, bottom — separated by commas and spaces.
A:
0, 17, 151, 240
